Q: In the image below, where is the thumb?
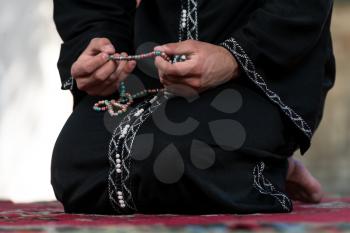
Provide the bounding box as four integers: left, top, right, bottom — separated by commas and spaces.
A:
86, 38, 115, 55
154, 41, 193, 56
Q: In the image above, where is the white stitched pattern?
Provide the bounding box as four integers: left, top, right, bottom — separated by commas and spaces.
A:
108, 94, 167, 213
108, 104, 144, 213
179, 0, 199, 41
62, 76, 74, 90
186, 0, 199, 40
253, 161, 292, 212
221, 38, 312, 139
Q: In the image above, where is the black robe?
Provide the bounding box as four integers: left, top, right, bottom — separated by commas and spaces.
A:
53, 0, 335, 152
52, 0, 335, 215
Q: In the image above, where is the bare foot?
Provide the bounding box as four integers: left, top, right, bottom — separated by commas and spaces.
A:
286, 158, 324, 203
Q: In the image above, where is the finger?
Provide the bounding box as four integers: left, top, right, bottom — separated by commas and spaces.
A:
124, 60, 137, 74
161, 78, 171, 87
113, 53, 128, 80
162, 74, 194, 84
155, 56, 194, 77
115, 60, 136, 83
155, 56, 176, 76
92, 60, 118, 83
113, 53, 136, 81
85, 38, 115, 56
154, 40, 194, 56
104, 52, 123, 83
101, 44, 116, 54
183, 78, 201, 90
160, 79, 194, 97
75, 74, 104, 91
163, 74, 200, 86
163, 77, 203, 95
158, 68, 165, 85
76, 60, 118, 91
75, 65, 117, 92
83, 76, 119, 96
105, 54, 136, 88
72, 52, 110, 77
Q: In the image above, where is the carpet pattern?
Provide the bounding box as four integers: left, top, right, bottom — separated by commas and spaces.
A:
0, 198, 350, 232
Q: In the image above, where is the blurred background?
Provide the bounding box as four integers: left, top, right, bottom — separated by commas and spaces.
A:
0, 0, 349, 202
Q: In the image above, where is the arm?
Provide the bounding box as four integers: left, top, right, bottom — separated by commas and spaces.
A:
154, 1, 333, 140
219, 0, 333, 140
53, 0, 136, 91
154, 0, 333, 93
221, 0, 333, 72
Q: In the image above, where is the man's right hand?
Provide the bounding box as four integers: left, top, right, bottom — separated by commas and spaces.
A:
71, 38, 136, 96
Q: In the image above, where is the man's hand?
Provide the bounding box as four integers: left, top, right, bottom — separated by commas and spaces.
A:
71, 38, 136, 96
154, 40, 239, 94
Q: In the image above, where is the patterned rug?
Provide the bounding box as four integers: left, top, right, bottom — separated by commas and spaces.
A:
0, 198, 350, 233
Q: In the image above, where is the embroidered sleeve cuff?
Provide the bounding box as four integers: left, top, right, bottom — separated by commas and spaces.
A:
220, 37, 313, 143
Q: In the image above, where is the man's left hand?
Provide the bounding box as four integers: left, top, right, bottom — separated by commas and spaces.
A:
154, 40, 240, 93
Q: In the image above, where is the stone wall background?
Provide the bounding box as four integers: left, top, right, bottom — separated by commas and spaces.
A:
0, 1, 349, 202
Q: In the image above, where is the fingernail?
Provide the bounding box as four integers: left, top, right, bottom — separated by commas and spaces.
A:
102, 45, 115, 52
101, 53, 109, 60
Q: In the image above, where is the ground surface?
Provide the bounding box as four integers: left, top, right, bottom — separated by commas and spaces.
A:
0, 198, 350, 233
0, 1, 350, 203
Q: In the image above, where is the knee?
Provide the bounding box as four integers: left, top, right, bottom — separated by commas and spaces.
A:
51, 136, 113, 215
51, 163, 113, 215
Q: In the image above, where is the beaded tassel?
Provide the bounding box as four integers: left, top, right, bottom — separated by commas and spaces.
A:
94, 88, 163, 117
93, 50, 186, 117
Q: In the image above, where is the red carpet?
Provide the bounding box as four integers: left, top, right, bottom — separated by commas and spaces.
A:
0, 198, 350, 232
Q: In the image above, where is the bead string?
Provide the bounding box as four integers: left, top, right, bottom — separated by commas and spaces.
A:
108, 50, 187, 64
109, 50, 171, 62
93, 86, 164, 117
93, 50, 186, 117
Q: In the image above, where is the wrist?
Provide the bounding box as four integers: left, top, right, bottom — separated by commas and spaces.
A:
219, 45, 240, 80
